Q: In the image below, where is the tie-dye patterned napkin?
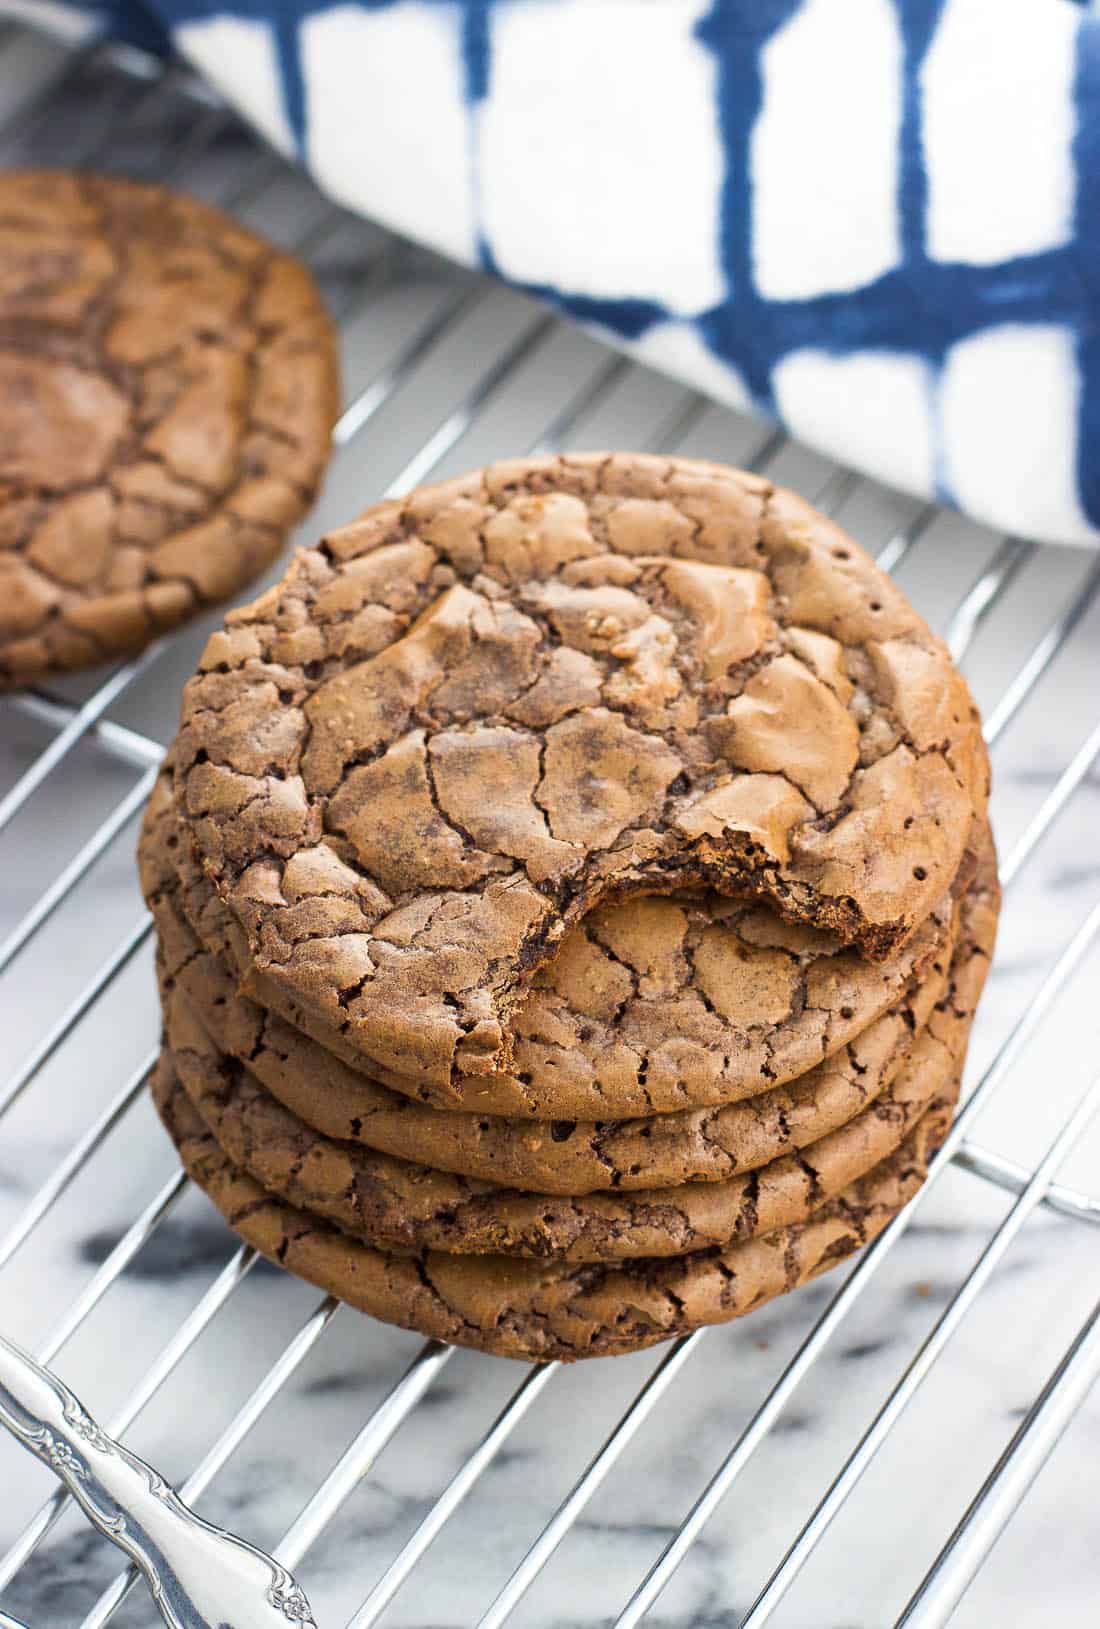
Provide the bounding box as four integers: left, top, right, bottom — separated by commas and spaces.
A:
12, 0, 1100, 546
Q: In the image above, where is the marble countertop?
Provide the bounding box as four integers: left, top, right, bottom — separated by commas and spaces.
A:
0, 24, 1099, 1629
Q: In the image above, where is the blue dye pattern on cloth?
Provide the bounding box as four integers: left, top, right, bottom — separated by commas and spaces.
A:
14, 0, 1100, 546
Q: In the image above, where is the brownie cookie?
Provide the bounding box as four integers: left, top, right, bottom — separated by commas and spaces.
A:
144, 762, 996, 1193
161, 892, 982, 1259
152, 1054, 958, 1361
141, 763, 968, 1119
0, 171, 340, 685
164, 937, 948, 1197
156, 870, 967, 1199
172, 455, 987, 1094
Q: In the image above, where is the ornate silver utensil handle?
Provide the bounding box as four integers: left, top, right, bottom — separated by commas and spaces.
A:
0, 1330, 316, 1628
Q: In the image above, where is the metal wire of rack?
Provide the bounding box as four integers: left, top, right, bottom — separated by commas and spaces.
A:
0, 28, 1099, 1629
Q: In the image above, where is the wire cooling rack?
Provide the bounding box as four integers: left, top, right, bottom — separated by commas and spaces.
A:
1, 26, 1099, 1629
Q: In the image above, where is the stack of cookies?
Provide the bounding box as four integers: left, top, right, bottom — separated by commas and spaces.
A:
140, 454, 999, 1361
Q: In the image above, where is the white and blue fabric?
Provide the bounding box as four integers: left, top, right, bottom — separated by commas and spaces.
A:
17, 0, 1100, 547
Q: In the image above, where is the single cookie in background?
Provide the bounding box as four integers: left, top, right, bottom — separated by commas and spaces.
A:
0, 170, 340, 686
139, 758, 972, 1121
159, 847, 989, 1260
152, 1053, 960, 1362
171, 454, 989, 1097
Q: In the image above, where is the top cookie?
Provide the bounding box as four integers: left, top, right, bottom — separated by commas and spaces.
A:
0, 171, 340, 685
174, 453, 987, 1092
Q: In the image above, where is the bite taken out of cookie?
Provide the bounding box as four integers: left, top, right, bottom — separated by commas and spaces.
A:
144, 453, 999, 1361
172, 454, 989, 1097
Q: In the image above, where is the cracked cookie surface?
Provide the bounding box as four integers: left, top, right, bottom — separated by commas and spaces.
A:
160, 854, 987, 1259
171, 454, 988, 1095
152, 1053, 959, 1361
141, 760, 972, 1121
0, 171, 340, 685
148, 815, 995, 1199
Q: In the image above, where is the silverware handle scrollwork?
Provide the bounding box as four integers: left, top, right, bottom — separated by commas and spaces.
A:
0, 1331, 316, 1629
